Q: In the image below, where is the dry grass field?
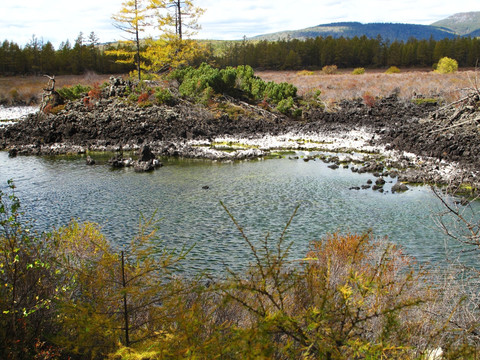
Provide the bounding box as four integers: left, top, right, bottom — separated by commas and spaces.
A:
256, 68, 478, 104
0, 72, 115, 105
1, 68, 477, 106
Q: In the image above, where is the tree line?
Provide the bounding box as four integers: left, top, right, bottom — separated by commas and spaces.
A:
0, 33, 134, 76
214, 35, 480, 70
2, 34, 480, 77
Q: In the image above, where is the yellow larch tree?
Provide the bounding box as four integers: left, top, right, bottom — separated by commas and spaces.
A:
145, 0, 206, 73
108, 0, 152, 81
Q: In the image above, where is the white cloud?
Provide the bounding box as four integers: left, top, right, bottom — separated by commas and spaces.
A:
0, 0, 479, 46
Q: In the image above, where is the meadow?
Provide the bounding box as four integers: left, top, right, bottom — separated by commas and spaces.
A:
0, 72, 114, 105
0, 68, 477, 106
256, 68, 478, 104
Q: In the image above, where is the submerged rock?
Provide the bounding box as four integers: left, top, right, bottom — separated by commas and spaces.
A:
134, 159, 162, 172
391, 182, 409, 193
86, 156, 95, 165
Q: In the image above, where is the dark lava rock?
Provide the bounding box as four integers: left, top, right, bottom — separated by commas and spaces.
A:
138, 145, 156, 162
391, 182, 409, 193
134, 159, 158, 172
375, 177, 386, 186
108, 154, 132, 168
86, 156, 95, 165
8, 148, 17, 158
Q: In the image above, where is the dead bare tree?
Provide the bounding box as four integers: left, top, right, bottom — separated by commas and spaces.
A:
40, 74, 56, 112
39, 74, 64, 114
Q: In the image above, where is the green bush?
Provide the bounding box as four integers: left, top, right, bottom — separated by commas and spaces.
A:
435, 57, 458, 74
264, 81, 297, 104
57, 84, 91, 101
276, 96, 294, 114
0, 181, 61, 359
171, 63, 297, 105
154, 87, 174, 105
352, 67, 365, 75
385, 66, 401, 74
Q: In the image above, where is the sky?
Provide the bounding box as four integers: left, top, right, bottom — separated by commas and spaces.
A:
1, 0, 479, 48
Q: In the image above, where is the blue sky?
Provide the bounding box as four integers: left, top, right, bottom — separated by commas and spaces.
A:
1, 0, 479, 48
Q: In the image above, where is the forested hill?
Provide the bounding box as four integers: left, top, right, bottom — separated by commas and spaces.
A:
251, 22, 457, 42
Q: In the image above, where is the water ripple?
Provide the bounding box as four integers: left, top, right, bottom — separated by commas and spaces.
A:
1, 152, 477, 272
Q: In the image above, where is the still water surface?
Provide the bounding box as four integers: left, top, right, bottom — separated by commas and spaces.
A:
0, 151, 473, 272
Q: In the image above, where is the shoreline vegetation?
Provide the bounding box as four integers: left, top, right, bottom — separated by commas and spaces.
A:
1, 178, 480, 359
2, 63, 480, 358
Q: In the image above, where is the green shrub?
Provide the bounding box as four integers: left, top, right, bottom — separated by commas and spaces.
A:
435, 57, 458, 74
172, 63, 297, 105
385, 66, 401, 74
57, 84, 91, 101
352, 67, 365, 75
0, 181, 61, 359
154, 88, 174, 105
276, 96, 294, 114
174, 63, 225, 99
264, 81, 297, 104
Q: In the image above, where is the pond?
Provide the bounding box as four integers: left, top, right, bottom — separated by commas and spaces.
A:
0, 105, 38, 124
1, 150, 474, 273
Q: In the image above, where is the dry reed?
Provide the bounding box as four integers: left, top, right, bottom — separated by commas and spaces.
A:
256, 69, 477, 104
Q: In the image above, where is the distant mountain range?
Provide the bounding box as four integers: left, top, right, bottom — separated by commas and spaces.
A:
431, 11, 480, 35
250, 11, 480, 42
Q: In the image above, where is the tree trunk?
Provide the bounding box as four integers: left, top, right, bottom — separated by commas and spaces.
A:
121, 251, 130, 347
135, 0, 141, 81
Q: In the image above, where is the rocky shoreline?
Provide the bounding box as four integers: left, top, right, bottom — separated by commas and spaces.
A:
1, 89, 479, 193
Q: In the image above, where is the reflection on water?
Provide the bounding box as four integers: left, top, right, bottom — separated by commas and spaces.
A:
0, 151, 475, 272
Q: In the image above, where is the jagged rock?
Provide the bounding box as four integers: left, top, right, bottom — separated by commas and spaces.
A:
86, 155, 95, 165
391, 182, 409, 193
138, 145, 156, 162
108, 154, 132, 168
134, 159, 155, 172
375, 177, 386, 186
8, 148, 17, 158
